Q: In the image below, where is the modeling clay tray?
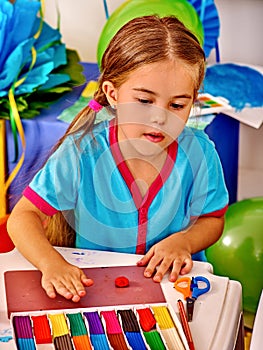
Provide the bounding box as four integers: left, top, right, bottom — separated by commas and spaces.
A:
4, 266, 166, 318
10, 303, 189, 350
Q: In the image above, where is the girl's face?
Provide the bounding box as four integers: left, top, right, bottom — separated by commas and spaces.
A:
103, 60, 196, 158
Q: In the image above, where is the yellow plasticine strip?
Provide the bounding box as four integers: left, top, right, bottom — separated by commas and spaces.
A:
151, 306, 175, 330
151, 306, 186, 350
49, 314, 69, 337
81, 81, 98, 98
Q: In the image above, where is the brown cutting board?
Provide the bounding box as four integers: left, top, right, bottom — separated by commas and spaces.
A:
4, 266, 166, 318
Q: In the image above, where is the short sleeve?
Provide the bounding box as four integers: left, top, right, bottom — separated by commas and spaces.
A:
187, 131, 229, 218
25, 135, 82, 212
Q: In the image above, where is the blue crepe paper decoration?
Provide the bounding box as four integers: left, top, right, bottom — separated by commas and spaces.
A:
0, 0, 70, 98
204, 63, 263, 111
188, 0, 220, 58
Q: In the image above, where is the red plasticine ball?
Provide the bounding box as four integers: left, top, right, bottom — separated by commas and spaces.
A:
115, 276, 129, 288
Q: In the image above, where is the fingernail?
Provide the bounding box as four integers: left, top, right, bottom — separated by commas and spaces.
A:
153, 275, 161, 282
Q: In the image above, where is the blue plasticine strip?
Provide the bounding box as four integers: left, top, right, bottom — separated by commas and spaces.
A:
125, 332, 148, 350
17, 337, 36, 350
90, 334, 110, 350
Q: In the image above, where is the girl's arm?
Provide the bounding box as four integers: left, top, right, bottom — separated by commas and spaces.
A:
137, 215, 225, 282
7, 196, 93, 302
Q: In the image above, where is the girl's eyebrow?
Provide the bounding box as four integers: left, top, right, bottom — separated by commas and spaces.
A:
132, 87, 192, 99
133, 87, 156, 95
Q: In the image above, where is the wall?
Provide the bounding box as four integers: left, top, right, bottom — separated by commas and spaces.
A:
44, 0, 263, 66
210, 0, 263, 66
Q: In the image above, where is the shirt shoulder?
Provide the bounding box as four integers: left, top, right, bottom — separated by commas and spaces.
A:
67, 120, 111, 153
179, 126, 216, 151
180, 126, 212, 141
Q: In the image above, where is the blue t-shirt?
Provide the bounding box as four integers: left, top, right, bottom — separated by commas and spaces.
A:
24, 119, 228, 260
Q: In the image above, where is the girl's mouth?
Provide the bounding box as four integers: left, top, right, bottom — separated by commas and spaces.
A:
143, 132, 164, 143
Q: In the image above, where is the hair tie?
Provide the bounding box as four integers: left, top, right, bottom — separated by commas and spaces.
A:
88, 99, 103, 112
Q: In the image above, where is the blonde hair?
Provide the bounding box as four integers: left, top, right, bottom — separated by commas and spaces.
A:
45, 15, 206, 246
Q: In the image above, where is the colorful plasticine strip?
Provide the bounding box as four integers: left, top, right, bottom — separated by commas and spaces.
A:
66, 313, 92, 350
136, 308, 166, 350
143, 330, 166, 350
83, 311, 104, 334
117, 309, 141, 333
53, 334, 73, 350
136, 307, 157, 332
100, 310, 129, 350
13, 315, 36, 350
83, 311, 110, 350
48, 313, 73, 350
117, 309, 148, 350
31, 315, 52, 345
151, 305, 186, 350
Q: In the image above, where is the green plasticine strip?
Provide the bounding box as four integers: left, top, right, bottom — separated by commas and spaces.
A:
143, 330, 166, 350
66, 313, 87, 336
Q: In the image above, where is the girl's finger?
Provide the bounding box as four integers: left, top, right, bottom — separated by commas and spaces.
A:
54, 282, 75, 300
42, 278, 74, 300
80, 273, 94, 287
42, 281, 57, 299
180, 258, 193, 275
168, 257, 192, 282
152, 258, 172, 282
137, 249, 154, 266
143, 254, 162, 278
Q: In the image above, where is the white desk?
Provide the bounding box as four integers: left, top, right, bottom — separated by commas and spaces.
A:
250, 290, 263, 350
0, 247, 244, 350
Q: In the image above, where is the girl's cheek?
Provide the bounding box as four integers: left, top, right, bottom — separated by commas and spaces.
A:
165, 116, 186, 140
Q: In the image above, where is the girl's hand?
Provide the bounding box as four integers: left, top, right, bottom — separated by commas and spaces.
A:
137, 233, 193, 283
41, 262, 94, 302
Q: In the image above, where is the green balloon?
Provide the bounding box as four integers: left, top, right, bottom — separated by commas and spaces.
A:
97, 0, 204, 68
206, 197, 263, 314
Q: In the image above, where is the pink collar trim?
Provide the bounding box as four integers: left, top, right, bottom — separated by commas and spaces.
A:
109, 119, 178, 208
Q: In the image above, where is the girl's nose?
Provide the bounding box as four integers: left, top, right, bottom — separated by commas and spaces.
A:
150, 107, 167, 125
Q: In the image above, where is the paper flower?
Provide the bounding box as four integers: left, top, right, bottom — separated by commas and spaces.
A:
0, 0, 85, 198
0, 0, 85, 119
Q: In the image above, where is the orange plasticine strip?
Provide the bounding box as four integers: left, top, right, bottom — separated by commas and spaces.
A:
72, 335, 93, 350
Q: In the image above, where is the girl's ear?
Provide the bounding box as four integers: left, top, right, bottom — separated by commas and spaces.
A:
102, 81, 118, 106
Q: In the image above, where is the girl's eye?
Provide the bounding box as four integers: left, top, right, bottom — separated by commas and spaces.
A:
138, 98, 152, 104
171, 103, 184, 110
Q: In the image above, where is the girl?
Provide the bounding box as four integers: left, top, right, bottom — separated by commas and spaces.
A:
7, 15, 228, 302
